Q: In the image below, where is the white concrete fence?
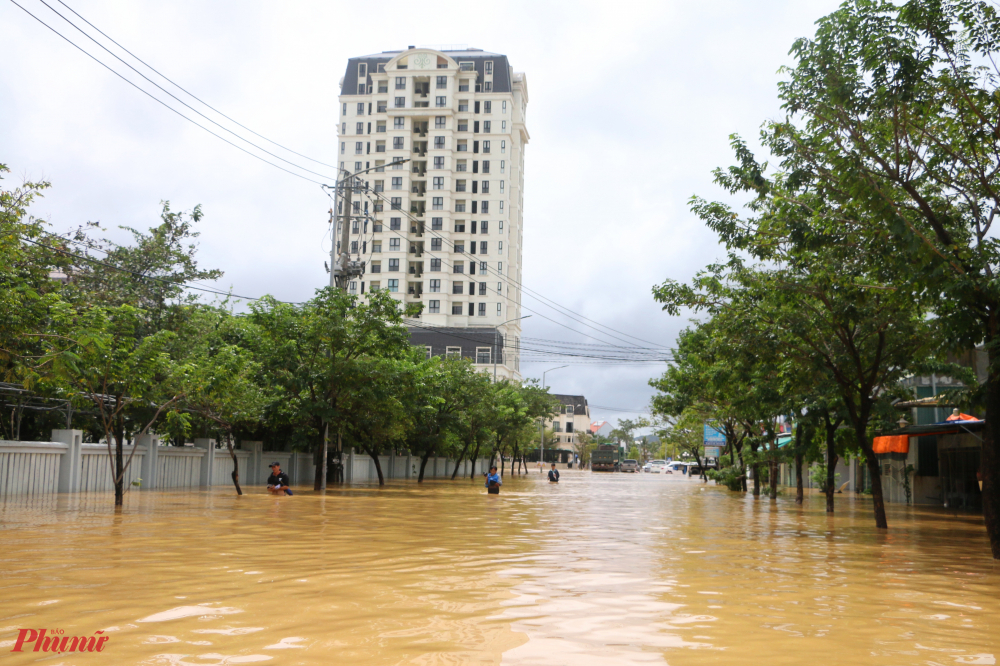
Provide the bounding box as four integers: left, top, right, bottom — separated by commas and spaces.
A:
0, 429, 490, 498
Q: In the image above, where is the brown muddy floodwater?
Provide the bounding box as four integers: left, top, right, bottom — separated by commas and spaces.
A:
1, 470, 999, 665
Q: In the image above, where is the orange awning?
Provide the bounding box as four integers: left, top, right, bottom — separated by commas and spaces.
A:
872, 435, 909, 454
946, 412, 978, 421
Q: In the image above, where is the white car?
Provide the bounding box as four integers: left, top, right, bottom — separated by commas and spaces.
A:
649, 460, 668, 474
642, 462, 652, 473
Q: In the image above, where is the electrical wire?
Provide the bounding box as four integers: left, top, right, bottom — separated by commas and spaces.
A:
53, 0, 341, 171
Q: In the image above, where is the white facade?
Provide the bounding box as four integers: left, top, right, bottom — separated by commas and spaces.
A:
543, 395, 591, 446
337, 47, 528, 380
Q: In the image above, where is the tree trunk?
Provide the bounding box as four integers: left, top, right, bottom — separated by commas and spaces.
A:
769, 458, 778, 499
469, 443, 482, 480
364, 445, 385, 486
418, 450, 432, 483
983, 328, 1000, 558
226, 434, 243, 495
826, 453, 839, 514
114, 406, 125, 507
452, 439, 472, 479
313, 422, 325, 491
794, 423, 805, 504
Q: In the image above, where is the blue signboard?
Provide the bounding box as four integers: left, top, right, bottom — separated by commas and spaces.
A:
703, 424, 726, 446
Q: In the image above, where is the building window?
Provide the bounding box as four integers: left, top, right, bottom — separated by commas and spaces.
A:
378, 82, 388, 94
355, 142, 363, 155
342, 102, 347, 115
453, 262, 464, 274
485, 61, 493, 75
456, 180, 467, 192
459, 80, 470, 92
389, 238, 401, 251
435, 116, 446, 129
455, 200, 466, 212
500, 160, 505, 173
393, 159, 404, 170
429, 300, 440, 313
387, 279, 399, 292
482, 161, 490, 174
431, 238, 442, 251
375, 160, 385, 172
357, 102, 365, 115
340, 142, 345, 155
388, 258, 399, 271
435, 96, 447, 107
429, 279, 441, 293
390, 217, 402, 230
497, 303, 502, 315
395, 97, 405, 108
468, 303, 475, 316
430, 258, 441, 271
482, 181, 490, 194
454, 242, 465, 253
376, 141, 386, 153
567, 405, 575, 415
498, 241, 502, 253
501, 140, 506, 153
502, 101, 507, 113
454, 221, 466, 232
478, 281, 487, 295
457, 141, 468, 152
394, 117, 404, 130
350, 240, 358, 253
484, 121, 491, 133
501, 121, 507, 131
445, 345, 461, 358
458, 121, 469, 132
371, 261, 381, 273
395, 76, 406, 90
356, 122, 364, 134
566, 421, 574, 433
452, 282, 464, 294
431, 217, 443, 230
500, 180, 504, 193
355, 162, 363, 172
372, 241, 382, 253
391, 177, 403, 190
478, 303, 486, 317
391, 197, 402, 210
393, 137, 404, 150
349, 281, 357, 293
432, 197, 444, 210
433, 177, 444, 190
482, 140, 491, 154
476, 348, 491, 364
479, 241, 487, 254
377, 101, 387, 113
434, 136, 445, 149
436, 75, 447, 89
479, 261, 487, 273
484, 82, 492, 92
433, 156, 445, 169
497, 282, 502, 293
498, 262, 502, 273
458, 100, 469, 112
481, 220, 489, 233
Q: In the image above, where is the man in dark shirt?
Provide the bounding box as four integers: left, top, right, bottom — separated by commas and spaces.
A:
548, 463, 560, 483
267, 462, 293, 495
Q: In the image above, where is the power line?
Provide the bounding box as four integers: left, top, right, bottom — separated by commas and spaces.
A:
53, 0, 340, 171
8, 0, 328, 186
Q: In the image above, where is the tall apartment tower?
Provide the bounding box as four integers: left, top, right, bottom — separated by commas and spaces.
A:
337, 47, 529, 380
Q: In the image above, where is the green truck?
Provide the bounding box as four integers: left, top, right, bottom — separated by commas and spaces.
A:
591, 445, 620, 472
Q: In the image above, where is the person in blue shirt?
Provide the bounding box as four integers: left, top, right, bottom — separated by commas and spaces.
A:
548, 463, 560, 483
485, 466, 502, 494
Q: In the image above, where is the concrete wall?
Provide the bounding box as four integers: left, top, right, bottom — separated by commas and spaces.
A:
0, 431, 490, 497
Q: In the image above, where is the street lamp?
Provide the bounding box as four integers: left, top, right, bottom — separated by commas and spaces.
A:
539, 365, 569, 471
494, 315, 531, 381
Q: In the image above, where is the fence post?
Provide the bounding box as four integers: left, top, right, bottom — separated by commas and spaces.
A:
134, 433, 160, 490
242, 441, 263, 486
53, 429, 82, 493
194, 438, 216, 486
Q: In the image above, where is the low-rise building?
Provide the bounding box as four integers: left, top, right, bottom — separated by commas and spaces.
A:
543, 394, 590, 446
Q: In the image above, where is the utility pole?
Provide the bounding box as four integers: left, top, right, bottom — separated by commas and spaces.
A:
319, 160, 409, 490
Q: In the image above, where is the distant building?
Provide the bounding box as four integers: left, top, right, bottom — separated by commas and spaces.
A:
590, 420, 612, 438
336, 46, 529, 381
407, 326, 516, 379
543, 394, 590, 446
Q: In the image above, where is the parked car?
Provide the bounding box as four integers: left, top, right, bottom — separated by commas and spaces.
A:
642, 461, 652, 473
621, 459, 639, 473
649, 460, 668, 474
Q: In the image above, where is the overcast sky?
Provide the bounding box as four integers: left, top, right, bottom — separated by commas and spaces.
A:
1, 0, 844, 433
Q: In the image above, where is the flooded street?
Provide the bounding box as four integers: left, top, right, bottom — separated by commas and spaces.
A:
2, 470, 998, 665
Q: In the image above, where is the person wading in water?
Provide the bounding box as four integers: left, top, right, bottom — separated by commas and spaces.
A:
485, 466, 502, 494
548, 463, 560, 483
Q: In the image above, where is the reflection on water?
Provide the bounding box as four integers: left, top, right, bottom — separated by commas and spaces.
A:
1, 470, 998, 665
